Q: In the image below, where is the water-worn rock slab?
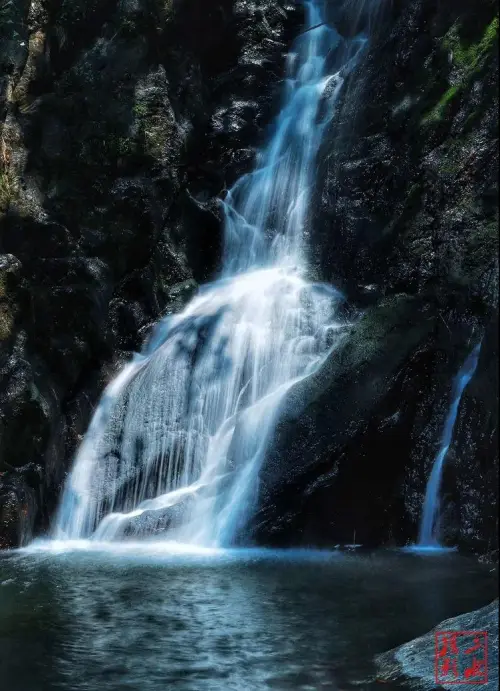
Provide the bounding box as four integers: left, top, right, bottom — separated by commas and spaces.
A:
375, 600, 499, 690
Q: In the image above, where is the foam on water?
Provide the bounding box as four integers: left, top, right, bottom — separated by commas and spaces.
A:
400, 545, 458, 555
21, 539, 342, 565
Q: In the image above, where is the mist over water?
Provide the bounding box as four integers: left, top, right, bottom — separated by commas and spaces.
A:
53, 1, 368, 547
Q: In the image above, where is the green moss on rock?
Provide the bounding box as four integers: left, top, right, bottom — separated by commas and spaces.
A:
0, 170, 19, 214
0, 303, 13, 340
444, 17, 499, 72
421, 15, 498, 125
422, 85, 460, 124
133, 102, 149, 118
437, 135, 471, 174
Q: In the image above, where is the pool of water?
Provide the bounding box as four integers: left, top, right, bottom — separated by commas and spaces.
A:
0, 546, 496, 691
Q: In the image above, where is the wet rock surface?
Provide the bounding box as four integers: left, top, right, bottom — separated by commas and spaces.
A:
251, 0, 498, 554
374, 600, 499, 690
0, 0, 300, 545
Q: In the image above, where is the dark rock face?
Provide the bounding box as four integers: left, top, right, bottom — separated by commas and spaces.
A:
374, 600, 499, 690
250, 0, 498, 554
0, 0, 300, 546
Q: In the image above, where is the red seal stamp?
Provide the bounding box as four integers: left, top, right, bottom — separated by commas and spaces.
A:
435, 631, 488, 684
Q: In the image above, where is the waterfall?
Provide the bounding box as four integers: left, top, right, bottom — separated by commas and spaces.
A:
418, 342, 482, 547
53, 1, 368, 547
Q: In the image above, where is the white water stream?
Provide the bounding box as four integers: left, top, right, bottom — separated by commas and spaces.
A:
53, 1, 367, 547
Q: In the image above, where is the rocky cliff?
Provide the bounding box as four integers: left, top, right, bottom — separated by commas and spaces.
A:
252, 0, 498, 555
0, 0, 300, 547
0, 0, 498, 552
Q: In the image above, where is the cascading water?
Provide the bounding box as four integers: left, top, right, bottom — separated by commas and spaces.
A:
52, 1, 368, 548
418, 342, 482, 547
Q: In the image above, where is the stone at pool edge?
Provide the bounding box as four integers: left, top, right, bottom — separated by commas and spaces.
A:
374, 600, 499, 690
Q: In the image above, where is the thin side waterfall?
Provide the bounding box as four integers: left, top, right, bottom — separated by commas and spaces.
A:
52, 1, 368, 547
418, 342, 482, 547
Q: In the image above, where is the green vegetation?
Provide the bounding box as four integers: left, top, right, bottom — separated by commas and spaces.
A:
443, 17, 499, 71
116, 137, 136, 157
0, 171, 19, 214
0, 274, 7, 300
0, 253, 17, 341
421, 16, 498, 125
143, 120, 170, 158
133, 102, 150, 117
133, 98, 172, 159
0, 303, 13, 340
422, 85, 459, 124
105, 134, 137, 158
438, 135, 471, 174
